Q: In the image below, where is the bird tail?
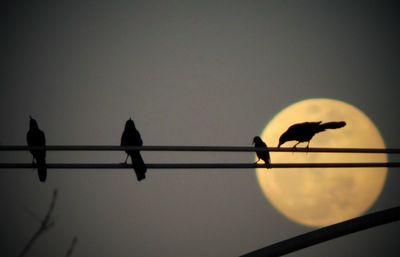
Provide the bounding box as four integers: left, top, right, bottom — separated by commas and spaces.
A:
319, 121, 346, 131
37, 157, 47, 182
130, 153, 147, 181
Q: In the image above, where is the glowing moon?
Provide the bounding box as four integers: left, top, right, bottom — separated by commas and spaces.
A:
256, 99, 387, 228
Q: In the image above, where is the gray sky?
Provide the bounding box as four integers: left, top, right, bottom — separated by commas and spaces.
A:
1, 1, 399, 256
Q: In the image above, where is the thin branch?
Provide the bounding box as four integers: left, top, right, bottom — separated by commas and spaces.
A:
1, 162, 400, 170
18, 189, 58, 257
23, 206, 43, 224
1, 145, 400, 154
64, 237, 78, 257
240, 206, 400, 257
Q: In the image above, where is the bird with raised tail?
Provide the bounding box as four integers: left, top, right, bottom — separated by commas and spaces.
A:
121, 118, 147, 181
253, 136, 271, 168
278, 121, 346, 149
26, 116, 47, 182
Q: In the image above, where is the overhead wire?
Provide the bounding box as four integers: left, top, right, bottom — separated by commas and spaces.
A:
0, 145, 398, 169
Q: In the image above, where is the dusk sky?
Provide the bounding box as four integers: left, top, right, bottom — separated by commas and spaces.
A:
1, 1, 399, 256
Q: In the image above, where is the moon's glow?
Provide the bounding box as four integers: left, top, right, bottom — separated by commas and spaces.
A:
256, 99, 387, 228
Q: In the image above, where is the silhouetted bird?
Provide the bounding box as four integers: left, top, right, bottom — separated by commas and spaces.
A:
253, 136, 271, 167
278, 121, 346, 149
26, 116, 47, 182
121, 118, 147, 181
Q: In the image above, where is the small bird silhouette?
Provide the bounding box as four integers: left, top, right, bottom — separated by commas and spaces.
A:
253, 136, 271, 167
278, 121, 346, 149
121, 118, 147, 181
26, 116, 47, 182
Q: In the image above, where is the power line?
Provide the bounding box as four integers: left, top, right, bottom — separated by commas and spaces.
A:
2, 145, 398, 169
1, 145, 400, 154
0, 162, 399, 169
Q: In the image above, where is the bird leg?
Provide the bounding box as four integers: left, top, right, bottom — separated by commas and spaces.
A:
292, 142, 300, 152
254, 157, 260, 164
123, 154, 129, 164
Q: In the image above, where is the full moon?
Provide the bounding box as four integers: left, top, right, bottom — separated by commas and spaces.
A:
256, 99, 387, 228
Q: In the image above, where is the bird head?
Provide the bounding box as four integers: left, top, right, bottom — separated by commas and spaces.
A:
125, 118, 136, 130
29, 116, 39, 130
278, 133, 288, 148
252, 136, 261, 145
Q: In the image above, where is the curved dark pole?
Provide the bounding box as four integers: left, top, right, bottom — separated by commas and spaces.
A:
240, 206, 400, 257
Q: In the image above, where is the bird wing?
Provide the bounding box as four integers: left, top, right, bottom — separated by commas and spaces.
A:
133, 130, 143, 146
121, 130, 128, 146
27, 130, 45, 146
38, 129, 45, 145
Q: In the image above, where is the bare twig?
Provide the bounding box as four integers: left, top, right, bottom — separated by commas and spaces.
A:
18, 189, 58, 257
64, 237, 78, 257
23, 206, 42, 224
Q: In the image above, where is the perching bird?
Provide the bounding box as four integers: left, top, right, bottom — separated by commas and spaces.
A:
121, 118, 147, 181
26, 116, 47, 182
253, 136, 271, 167
278, 121, 346, 149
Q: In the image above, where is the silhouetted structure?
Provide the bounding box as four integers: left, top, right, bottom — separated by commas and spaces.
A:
253, 136, 270, 167
241, 205, 400, 257
26, 116, 47, 182
278, 121, 346, 149
121, 118, 147, 181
